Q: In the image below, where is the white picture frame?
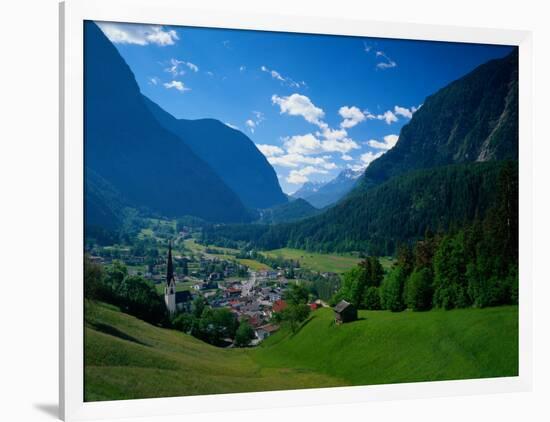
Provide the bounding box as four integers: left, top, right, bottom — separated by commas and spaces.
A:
60, 0, 533, 420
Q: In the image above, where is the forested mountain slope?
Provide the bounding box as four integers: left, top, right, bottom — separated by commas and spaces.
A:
359, 49, 518, 189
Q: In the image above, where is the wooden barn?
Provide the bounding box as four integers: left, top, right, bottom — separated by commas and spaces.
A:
333, 300, 357, 324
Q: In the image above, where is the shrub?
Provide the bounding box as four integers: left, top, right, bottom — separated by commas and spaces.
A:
117, 275, 168, 326
235, 321, 255, 347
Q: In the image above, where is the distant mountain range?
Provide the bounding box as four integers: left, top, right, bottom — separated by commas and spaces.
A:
291, 168, 363, 208
84, 21, 287, 231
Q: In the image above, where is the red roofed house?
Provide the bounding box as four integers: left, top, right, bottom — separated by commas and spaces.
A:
309, 302, 321, 311
225, 287, 241, 298
272, 299, 287, 313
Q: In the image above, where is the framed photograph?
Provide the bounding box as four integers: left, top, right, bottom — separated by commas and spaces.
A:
60, 0, 533, 420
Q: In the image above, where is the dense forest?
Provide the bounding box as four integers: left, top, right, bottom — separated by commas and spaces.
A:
202, 161, 517, 255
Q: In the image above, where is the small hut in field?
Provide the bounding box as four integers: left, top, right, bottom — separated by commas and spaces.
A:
333, 300, 357, 324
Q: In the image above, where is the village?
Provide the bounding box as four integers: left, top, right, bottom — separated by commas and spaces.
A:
86, 227, 334, 346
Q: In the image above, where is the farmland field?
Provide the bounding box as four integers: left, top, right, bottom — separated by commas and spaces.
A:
264, 248, 367, 273
235, 258, 272, 271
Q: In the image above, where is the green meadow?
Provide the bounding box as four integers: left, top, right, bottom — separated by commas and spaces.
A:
264, 248, 395, 274
84, 304, 341, 401
84, 303, 518, 401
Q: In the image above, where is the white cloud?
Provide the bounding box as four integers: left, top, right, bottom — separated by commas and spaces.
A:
341, 154, 353, 161
360, 151, 384, 167
364, 110, 377, 120
256, 144, 284, 157
319, 127, 348, 142
272, 94, 326, 128
163, 80, 190, 92
245, 111, 265, 134
339, 106, 366, 128
286, 172, 309, 185
165, 59, 198, 76
367, 134, 399, 150
166, 59, 184, 76
362, 105, 418, 125
225, 122, 239, 130
377, 110, 398, 124
364, 109, 397, 124
261, 66, 303, 88
394, 105, 417, 119
322, 138, 360, 154
286, 166, 329, 184
268, 153, 335, 169
245, 119, 256, 133
148, 77, 160, 85
97, 22, 178, 46
375, 51, 397, 69
239, 65, 246, 72
185, 62, 199, 72
252, 111, 264, 121
262, 65, 284, 82
283, 133, 358, 156
362, 42, 397, 70
348, 135, 398, 172
284, 134, 323, 155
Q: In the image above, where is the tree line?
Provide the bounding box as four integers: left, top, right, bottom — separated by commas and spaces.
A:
331, 162, 518, 311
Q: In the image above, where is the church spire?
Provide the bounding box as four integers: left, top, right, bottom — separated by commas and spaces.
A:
166, 240, 174, 285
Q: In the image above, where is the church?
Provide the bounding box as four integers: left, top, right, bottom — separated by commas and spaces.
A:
164, 241, 191, 314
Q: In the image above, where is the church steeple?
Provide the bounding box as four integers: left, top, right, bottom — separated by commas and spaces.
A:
166, 240, 175, 286
164, 240, 177, 314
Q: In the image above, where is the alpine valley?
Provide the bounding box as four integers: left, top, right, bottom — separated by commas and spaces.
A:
84, 20, 519, 401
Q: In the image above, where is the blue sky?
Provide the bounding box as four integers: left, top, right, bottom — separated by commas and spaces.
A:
96, 21, 513, 194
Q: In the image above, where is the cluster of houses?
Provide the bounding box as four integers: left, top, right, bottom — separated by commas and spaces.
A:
93, 237, 359, 348
213, 279, 289, 343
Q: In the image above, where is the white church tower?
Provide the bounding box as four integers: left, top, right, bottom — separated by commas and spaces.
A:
164, 241, 177, 314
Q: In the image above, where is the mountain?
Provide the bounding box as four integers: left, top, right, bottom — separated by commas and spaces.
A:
292, 169, 363, 208
203, 161, 517, 254
144, 97, 287, 209
84, 21, 252, 226
257, 198, 319, 224
359, 49, 518, 189
202, 51, 519, 253
85, 168, 126, 230
291, 181, 325, 200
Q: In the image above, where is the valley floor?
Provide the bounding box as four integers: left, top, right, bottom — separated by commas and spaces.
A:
84, 303, 518, 401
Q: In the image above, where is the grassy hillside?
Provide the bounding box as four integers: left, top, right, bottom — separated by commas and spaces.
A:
85, 303, 518, 401
84, 304, 343, 401
255, 307, 518, 385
